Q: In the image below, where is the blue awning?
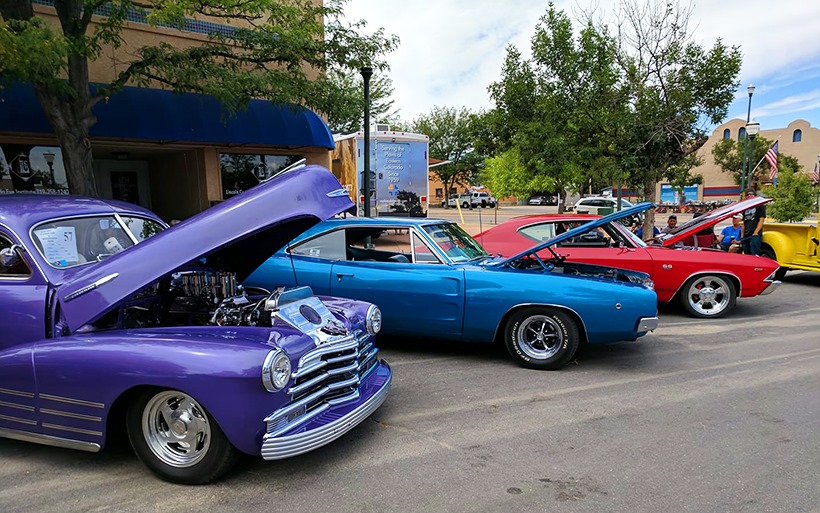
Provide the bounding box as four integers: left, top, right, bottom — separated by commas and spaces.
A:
0, 82, 334, 149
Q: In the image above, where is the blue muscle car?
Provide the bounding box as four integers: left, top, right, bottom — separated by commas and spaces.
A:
245, 215, 660, 370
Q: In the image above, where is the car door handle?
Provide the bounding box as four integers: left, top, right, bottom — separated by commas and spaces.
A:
336, 272, 354, 280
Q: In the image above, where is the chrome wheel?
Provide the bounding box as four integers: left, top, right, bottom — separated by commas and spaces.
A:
517, 315, 564, 360
504, 308, 580, 370
682, 275, 736, 317
142, 391, 211, 468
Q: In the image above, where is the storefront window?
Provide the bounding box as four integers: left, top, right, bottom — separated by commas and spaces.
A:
219, 153, 303, 199
0, 145, 69, 195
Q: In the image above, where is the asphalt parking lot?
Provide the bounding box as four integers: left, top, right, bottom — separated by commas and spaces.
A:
1, 271, 818, 513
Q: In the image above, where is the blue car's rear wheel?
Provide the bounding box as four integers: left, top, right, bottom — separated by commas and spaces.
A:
127, 389, 239, 484
504, 308, 579, 370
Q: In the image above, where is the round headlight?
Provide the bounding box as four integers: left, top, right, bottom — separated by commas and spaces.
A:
262, 350, 291, 392
366, 304, 382, 335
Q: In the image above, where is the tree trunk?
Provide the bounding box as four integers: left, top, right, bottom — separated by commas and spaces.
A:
642, 181, 657, 235
33, 86, 99, 197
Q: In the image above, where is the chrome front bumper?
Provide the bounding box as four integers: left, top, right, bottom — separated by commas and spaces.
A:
759, 280, 781, 296
260, 366, 392, 460
637, 316, 659, 334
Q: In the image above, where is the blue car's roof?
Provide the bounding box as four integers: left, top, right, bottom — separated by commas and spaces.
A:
292, 216, 450, 241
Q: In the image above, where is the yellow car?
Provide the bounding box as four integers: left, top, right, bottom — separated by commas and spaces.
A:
762, 211, 820, 279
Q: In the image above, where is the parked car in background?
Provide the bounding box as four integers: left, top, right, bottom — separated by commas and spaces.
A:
762, 210, 820, 279
447, 193, 473, 208
475, 199, 780, 318
528, 195, 558, 206
574, 196, 634, 215
0, 165, 392, 484
447, 192, 497, 209
245, 216, 659, 370
470, 191, 497, 208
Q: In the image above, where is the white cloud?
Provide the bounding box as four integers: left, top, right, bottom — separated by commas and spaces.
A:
343, 0, 820, 126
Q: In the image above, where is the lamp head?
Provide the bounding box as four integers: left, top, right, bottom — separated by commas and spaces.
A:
747, 84, 756, 96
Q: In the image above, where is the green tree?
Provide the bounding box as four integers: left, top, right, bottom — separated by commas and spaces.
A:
0, 0, 398, 196
484, 1, 741, 221
482, 147, 553, 200
325, 66, 399, 133
409, 106, 480, 204
761, 166, 815, 222
712, 135, 801, 187
613, 0, 741, 229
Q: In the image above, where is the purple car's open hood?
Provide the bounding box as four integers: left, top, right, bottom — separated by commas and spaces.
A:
657, 196, 771, 247
57, 165, 354, 332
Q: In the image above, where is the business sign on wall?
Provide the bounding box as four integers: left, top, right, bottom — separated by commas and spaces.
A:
660, 183, 699, 204
0, 144, 69, 195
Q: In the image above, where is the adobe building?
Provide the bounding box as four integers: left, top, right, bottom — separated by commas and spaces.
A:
0, 1, 332, 222
653, 119, 820, 203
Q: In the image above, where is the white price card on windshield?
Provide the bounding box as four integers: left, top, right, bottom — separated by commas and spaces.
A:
36, 226, 80, 265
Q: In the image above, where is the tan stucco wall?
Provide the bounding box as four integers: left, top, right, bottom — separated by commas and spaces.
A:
657, 119, 820, 201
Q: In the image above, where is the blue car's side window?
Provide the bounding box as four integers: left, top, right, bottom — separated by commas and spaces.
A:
291, 230, 346, 260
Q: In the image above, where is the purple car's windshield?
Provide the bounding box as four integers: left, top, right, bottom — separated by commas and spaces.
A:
422, 223, 489, 263
31, 215, 165, 268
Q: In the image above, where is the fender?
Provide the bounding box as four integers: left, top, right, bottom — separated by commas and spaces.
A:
762, 231, 796, 265
32, 328, 313, 455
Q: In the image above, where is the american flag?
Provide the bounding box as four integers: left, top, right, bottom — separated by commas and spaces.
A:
811, 163, 819, 184
766, 141, 779, 181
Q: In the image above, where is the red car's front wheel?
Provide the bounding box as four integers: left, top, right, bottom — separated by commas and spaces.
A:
680, 274, 736, 318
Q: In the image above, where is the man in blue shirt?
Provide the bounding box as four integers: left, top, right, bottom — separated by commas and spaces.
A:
718, 214, 743, 252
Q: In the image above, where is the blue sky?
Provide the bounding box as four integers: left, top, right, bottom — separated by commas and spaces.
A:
343, 0, 820, 134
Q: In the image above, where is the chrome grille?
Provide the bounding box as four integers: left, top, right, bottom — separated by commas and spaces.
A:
264, 330, 380, 437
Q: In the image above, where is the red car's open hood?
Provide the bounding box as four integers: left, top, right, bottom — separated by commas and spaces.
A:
657, 197, 771, 247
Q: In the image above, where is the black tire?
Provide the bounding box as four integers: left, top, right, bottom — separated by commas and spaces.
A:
462, 201, 470, 209
481, 200, 487, 208
679, 274, 736, 318
127, 389, 240, 485
761, 248, 788, 280
504, 307, 580, 370
489, 202, 496, 208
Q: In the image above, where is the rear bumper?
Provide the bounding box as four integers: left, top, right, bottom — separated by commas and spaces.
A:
637, 316, 659, 334
260, 361, 391, 460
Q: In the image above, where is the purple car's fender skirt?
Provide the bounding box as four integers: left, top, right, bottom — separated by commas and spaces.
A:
260, 360, 391, 460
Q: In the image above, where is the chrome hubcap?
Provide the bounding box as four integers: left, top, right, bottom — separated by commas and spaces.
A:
517, 315, 563, 360
142, 391, 211, 468
687, 276, 731, 316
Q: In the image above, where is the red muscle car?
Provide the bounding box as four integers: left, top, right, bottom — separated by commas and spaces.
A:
475, 199, 780, 318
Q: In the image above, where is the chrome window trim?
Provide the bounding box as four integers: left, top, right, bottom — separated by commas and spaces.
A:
0, 226, 40, 280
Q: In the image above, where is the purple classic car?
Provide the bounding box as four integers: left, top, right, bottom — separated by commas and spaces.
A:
0, 165, 391, 484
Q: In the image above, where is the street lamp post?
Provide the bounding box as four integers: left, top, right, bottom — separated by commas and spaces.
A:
42, 151, 56, 188
744, 121, 760, 188
740, 85, 756, 192
360, 67, 373, 217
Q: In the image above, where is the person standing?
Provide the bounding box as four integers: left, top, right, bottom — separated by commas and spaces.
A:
741, 188, 766, 255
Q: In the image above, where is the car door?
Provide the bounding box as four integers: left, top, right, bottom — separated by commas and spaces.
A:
329, 227, 466, 338
0, 230, 43, 433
